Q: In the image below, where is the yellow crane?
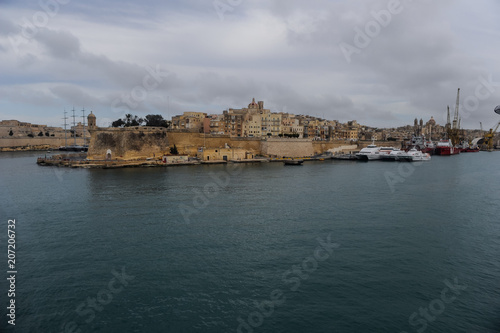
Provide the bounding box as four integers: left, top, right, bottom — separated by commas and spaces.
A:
484, 121, 500, 151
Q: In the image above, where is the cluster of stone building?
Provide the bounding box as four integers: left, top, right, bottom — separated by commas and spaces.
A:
170, 98, 465, 142
0, 118, 91, 140
0, 112, 98, 150
171, 98, 361, 140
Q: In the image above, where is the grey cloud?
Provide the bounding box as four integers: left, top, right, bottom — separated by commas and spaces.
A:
36, 28, 81, 59
1, 0, 498, 128
0, 16, 18, 36
50, 85, 103, 107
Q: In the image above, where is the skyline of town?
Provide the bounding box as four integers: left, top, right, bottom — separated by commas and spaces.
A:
1, 97, 490, 145
4, 94, 499, 131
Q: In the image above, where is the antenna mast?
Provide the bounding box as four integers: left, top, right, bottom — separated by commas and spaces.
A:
63, 110, 68, 148
72, 107, 77, 146
446, 106, 450, 129
81, 107, 86, 147
453, 88, 460, 130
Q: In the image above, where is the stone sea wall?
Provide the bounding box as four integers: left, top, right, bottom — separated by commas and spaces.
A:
87, 127, 170, 160
0, 137, 85, 150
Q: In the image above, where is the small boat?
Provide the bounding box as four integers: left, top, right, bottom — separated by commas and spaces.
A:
283, 159, 304, 165
332, 154, 358, 160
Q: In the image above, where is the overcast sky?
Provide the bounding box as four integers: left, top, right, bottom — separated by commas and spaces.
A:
1, 0, 499, 129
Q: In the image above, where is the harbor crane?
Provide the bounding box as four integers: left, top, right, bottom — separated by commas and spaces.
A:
484, 121, 500, 151
479, 106, 500, 151
447, 88, 461, 146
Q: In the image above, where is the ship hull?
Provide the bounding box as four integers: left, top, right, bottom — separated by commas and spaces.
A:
435, 147, 460, 155
422, 147, 435, 155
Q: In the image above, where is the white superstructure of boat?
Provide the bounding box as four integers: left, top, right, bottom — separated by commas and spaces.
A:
380, 148, 405, 160
356, 144, 381, 160
396, 148, 431, 161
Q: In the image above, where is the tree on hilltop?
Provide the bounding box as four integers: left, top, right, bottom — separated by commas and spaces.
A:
124, 114, 144, 127
112, 119, 125, 127
112, 114, 171, 128
144, 114, 170, 128
111, 114, 144, 127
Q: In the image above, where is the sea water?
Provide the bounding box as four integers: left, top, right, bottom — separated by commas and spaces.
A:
0, 151, 499, 332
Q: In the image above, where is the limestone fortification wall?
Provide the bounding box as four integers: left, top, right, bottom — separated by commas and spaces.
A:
87, 127, 170, 160
312, 141, 357, 155
262, 138, 314, 157
167, 132, 261, 156
87, 128, 262, 160
0, 137, 85, 149
87, 127, 403, 160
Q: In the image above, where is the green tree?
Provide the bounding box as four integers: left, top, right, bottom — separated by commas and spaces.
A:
124, 114, 143, 127
112, 119, 125, 127
8, 129, 13, 136
38, 131, 44, 136
144, 114, 169, 127
170, 144, 179, 155
111, 114, 144, 127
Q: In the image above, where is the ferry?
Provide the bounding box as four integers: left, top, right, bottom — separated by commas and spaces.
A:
356, 144, 381, 160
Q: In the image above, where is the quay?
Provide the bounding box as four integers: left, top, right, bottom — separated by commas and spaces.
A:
36, 154, 332, 169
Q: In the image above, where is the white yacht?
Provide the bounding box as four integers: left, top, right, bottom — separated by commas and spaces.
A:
356, 144, 381, 160
380, 148, 405, 161
396, 148, 431, 161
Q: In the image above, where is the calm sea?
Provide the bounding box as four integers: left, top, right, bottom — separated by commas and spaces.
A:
0, 151, 499, 333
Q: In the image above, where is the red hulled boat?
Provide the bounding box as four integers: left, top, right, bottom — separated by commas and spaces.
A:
435, 139, 460, 155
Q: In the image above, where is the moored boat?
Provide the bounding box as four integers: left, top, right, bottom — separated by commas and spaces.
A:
380, 148, 405, 161
463, 147, 480, 153
356, 144, 381, 160
435, 139, 460, 155
422, 140, 436, 155
283, 159, 303, 165
396, 148, 431, 161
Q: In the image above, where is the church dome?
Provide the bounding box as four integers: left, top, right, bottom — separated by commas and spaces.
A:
248, 98, 258, 108
427, 116, 436, 126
